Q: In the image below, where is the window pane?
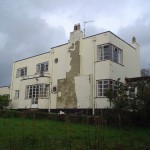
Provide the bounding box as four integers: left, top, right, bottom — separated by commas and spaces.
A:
113, 47, 119, 63
97, 46, 102, 61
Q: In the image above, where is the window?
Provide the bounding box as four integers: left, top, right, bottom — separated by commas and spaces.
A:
52, 86, 57, 93
36, 62, 48, 74
54, 58, 58, 64
15, 90, 19, 99
26, 84, 49, 99
97, 79, 117, 97
97, 43, 123, 64
16, 67, 27, 77
113, 46, 123, 64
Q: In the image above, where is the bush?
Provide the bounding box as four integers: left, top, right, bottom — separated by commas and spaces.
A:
0, 109, 150, 127
0, 110, 21, 118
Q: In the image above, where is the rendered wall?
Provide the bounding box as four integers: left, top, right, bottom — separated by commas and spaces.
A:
11, 52, 51, 109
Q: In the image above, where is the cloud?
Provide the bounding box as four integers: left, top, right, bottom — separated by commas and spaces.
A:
0, 0, 150, 86
117, 15, 150, 68
0, 1, 67, 86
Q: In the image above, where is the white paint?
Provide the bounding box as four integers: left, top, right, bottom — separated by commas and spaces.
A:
58, 92, 61, 97
75, 75, 91, 108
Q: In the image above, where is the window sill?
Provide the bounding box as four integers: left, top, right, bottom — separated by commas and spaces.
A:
95, 96, 107, 98
16, 75, 27, 78
25, 98, 49, 100
95, 60, 124, 66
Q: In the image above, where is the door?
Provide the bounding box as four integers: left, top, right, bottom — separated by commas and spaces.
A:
31, 85, 39, 108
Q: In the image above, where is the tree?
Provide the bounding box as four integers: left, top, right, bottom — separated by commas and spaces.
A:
141, 68, 149, 77
105, 79, 129, 127
0, 95, 11, 110
106, 79, 150, 112
105, 79, 128, 111
105, 79, 150, 126
135, 80, 150, 112
127, 82, 142, 112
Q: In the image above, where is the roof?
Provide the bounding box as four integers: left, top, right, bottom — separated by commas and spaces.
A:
0, 85, 10, 88
84, 31, 135, 49
51, 43, 68, 49
15, 51, 50, 62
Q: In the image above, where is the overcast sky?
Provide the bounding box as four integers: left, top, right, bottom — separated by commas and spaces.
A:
0, 0, 150, 86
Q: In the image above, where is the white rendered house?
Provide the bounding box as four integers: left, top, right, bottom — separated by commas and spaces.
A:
6, 24, 140, 114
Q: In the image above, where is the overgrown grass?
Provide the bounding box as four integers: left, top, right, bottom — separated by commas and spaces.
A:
0, 117, 150, 150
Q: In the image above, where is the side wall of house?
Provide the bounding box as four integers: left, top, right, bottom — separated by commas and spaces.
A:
10, 52, 51, 109
80, 32, 140, 109
109, 33, 140, 81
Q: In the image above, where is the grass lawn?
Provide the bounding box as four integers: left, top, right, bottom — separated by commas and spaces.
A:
0, 117, 150, 150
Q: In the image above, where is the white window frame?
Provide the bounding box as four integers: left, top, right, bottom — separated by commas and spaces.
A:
112, 46, 123, 64
97, 79, 117, 97
16, 67, 27, 77
36, 62, 48, 74
26, 84, 49, 99
97, 43, 123, 64
15, 90, 19, 99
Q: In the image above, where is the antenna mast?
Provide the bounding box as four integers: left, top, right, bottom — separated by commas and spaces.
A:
84, 20, 94, 37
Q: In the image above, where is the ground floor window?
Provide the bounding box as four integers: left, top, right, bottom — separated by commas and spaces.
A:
26, 84, 49, 99
15, 90, 19, 99
97, 79, 117, 97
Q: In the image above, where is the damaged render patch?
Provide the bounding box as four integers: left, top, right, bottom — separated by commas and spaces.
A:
57, 78, 77, 108
57, 41, 80, 108
66, 41, 80, 78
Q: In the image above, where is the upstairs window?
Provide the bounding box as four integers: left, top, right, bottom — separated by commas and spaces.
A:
36, 62, 48, 74
97, 43, 123, 64
16, 67, 27, 77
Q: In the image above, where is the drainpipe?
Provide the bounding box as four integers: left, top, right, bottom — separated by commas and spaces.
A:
48, 81, 52, 113
48, 51, 54, 112
92, 37, 96, 115
10, 60, 15, 108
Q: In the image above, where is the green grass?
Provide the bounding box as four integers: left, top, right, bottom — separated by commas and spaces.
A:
0, 117, 150, 150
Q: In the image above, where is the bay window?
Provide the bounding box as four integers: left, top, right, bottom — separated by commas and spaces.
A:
97, 43, 123, 64
26, 84, 49, 99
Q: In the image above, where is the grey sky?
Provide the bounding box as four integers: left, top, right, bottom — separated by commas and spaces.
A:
0, 0, 150, 86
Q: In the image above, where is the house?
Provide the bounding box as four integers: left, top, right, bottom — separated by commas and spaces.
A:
0, 86, 10, 97
2, 24, 141, 114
